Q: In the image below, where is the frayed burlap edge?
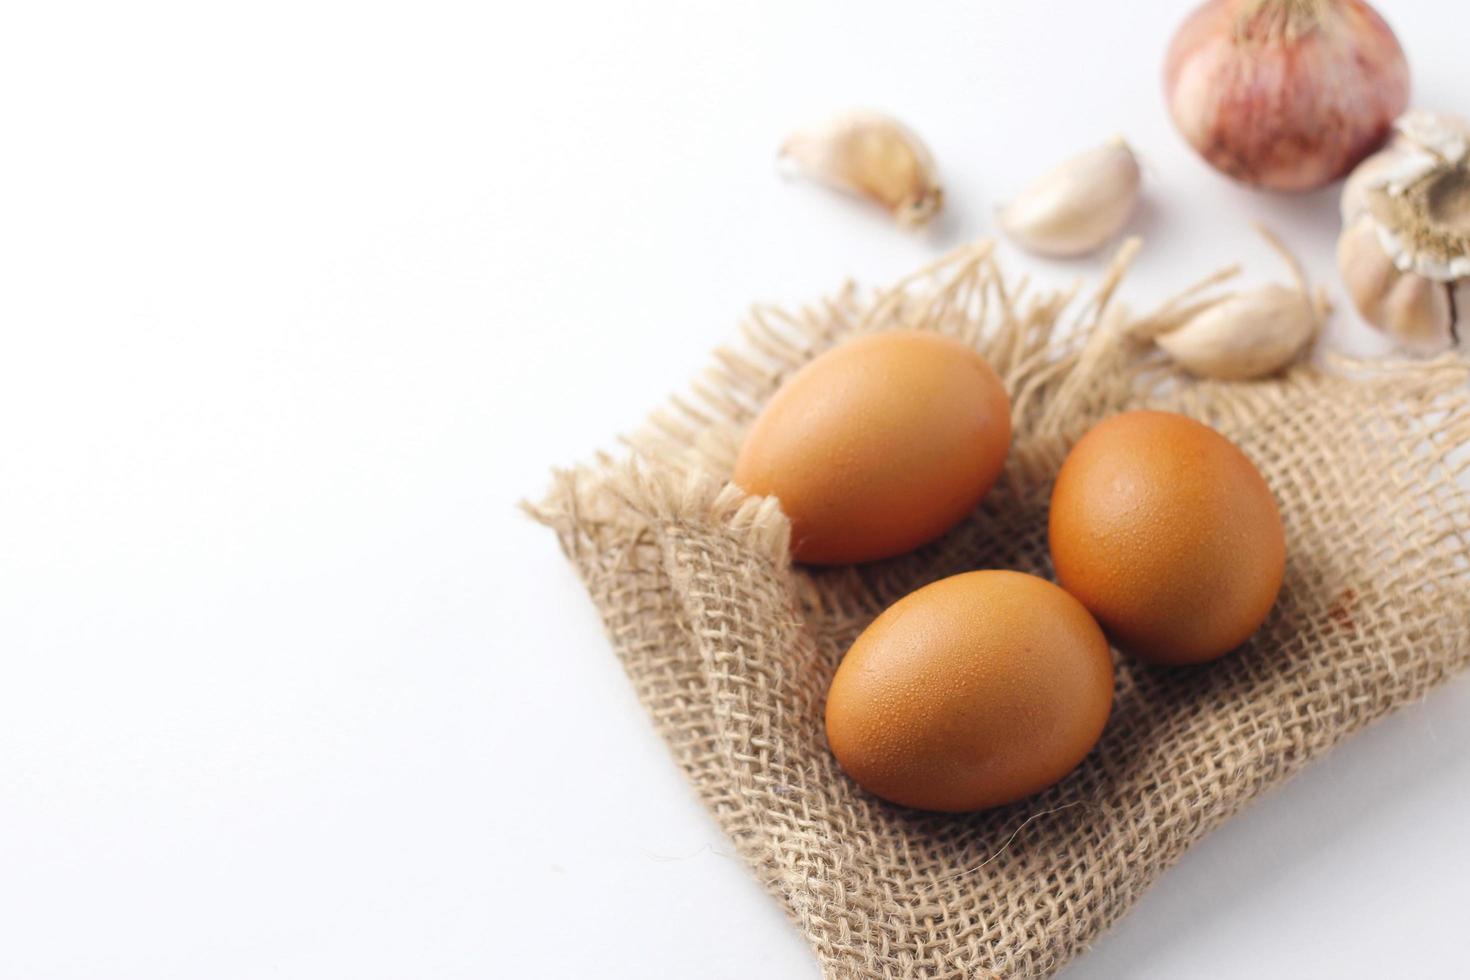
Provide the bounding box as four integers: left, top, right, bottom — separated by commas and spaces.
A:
528, 241, 1470, 979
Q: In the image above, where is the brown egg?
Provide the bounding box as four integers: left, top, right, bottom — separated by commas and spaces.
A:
825, 570, 1113, 812
733, 331, 1011, 565
1048, 410, 1285, 666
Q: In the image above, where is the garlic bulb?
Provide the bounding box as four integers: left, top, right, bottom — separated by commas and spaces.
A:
1130, 225, 1325, 380
779, 111, 943, 228
1164, 0, 1410, 192
999, 138, 1142, 257
1337, 110, 1470, 353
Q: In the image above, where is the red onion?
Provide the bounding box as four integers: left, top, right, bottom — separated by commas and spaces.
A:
1164, 0, 1410, 192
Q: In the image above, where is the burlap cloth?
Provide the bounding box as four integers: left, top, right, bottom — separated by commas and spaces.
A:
529, 242, 1470, 979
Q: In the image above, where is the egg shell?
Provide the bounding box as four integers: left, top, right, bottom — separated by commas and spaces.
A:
733, 330, 1011, 565
825, 570, 1114, 813
1048, 410, 1285, 666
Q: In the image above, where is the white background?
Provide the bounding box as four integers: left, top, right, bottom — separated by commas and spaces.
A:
2, 1, 1467, 978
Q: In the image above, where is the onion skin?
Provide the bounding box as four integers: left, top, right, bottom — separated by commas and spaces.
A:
1165, 0, 1410, 192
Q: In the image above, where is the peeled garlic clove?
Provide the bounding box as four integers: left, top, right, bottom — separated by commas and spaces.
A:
1000, 138, 1141, 257
779, 111, 943, 227
1154, 285, 1318, 380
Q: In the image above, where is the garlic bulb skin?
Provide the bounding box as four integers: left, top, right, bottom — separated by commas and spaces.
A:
779, 111, 943, 228
1164, 0, 1410, 192
1336, 110, 1470, 353
1000, 139, 1141, 257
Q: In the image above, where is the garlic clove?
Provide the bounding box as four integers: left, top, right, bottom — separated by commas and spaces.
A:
779, 111, 943, 228
999, 138, 1141, 257
1138, 224, 1321, 380
1154, 285, 1317, 381
1336, 216, 1401, 324
1379, 273, 1455, 353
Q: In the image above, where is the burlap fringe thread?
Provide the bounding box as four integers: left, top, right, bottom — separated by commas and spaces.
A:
529, 241, 1470, 979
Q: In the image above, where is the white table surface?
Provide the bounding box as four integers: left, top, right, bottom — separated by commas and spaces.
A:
3, 1, 1468, 977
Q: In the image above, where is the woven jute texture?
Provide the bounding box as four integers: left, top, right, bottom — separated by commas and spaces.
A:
529, 242, 1470, 979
